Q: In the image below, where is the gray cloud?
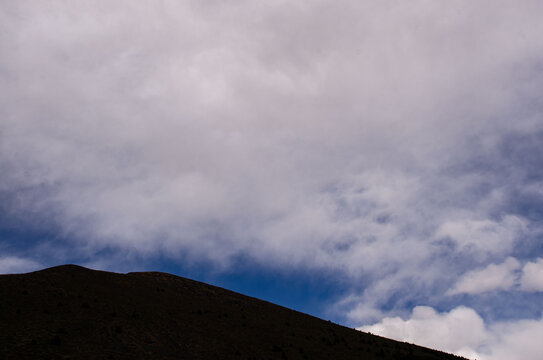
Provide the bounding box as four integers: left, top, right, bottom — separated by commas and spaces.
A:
0, 256, 41, 274
2, 0, 543, 345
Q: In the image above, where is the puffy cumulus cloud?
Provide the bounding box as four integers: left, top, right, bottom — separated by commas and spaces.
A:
1, 0, 543, 325
360, 306, 487, 358
520, 258, 543, 292
487, 317, 543, 360
0, 256, 41, 274
447, 257, 521, 295
360, 306, 543, 360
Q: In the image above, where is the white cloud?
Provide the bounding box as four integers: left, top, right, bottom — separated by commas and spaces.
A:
520, 258, 543, 292
434, 216, 528, 259
360, 306, 543, 360
487, 317, 543, 360
448, 257, 521, 295
0, 256, 41, 274
360, 306, 487, 358
445, 257, 543, 295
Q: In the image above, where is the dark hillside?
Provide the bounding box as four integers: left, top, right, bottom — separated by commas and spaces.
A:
0, 265, 467, 359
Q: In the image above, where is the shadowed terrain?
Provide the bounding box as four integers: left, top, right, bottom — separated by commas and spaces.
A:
0, 265, 467, 359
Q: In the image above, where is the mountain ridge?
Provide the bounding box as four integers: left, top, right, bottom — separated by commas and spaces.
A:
1, 264, 468, 360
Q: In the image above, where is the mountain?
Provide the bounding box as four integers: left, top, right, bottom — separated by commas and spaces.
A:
0, 265, 467, 359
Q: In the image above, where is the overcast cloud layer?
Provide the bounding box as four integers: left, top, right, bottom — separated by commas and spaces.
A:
2, 1, 543, 358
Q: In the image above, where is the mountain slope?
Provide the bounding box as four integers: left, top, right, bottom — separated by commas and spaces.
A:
0, 265, 466, 359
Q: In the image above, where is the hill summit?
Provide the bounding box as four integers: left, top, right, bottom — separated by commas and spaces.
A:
0, 265, 467, 359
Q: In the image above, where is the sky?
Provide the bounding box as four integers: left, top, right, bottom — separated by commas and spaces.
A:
1, 1, 543, 358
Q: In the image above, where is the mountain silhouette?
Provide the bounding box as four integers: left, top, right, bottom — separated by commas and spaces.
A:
0, 265, 467, 359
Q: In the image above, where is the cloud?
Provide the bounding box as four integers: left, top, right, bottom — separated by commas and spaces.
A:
434, 217, 528, 259
446, 257, 543, 295
360, 306, 487, 358
447, 257, 521, 295
360, 306, 543, 360
1, 0, 543, 337
520, 258, 543, 292
0, 256, 41, 274
487, 317, 543, 360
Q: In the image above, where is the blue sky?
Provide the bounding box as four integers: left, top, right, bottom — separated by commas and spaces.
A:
2, 1, 543, 358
